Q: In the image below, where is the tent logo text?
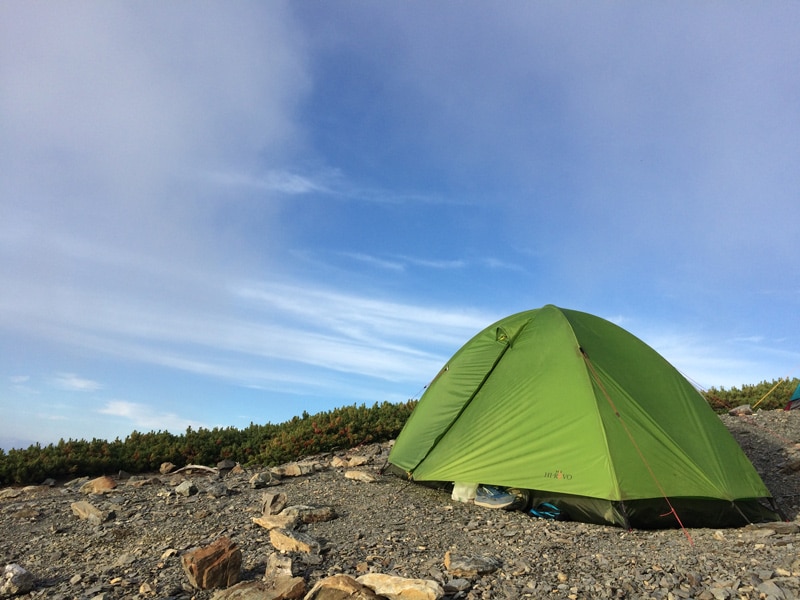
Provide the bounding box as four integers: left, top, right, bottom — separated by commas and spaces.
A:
544, 469, 572, 480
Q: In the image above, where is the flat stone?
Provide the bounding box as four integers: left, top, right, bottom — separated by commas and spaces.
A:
253, 513, 300, 531
249, 472, 273, 489
127, 477, 161, 487
211, 576, 306, 600
752, 522, 800, 535
331, 456, 348, 468
268, 575, 307, 600
444, 552, 501, 577
305, 575, 383, 600
205, 482, 230, 498
70, 500, 113, 525
64, 476, 90, 489
443, 579, 471, 593
269, 528, 321, 554
271, 462, 320, 477
757, 580, 786, 599
344, 471, 377, 483
80, 476, 117, 495
357, 573, 444, 599
280, 505, 337, 524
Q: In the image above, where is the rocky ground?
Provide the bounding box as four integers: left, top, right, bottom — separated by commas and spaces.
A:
2, 409, 800, 600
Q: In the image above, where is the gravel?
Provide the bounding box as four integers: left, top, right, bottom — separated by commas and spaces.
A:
1, 409, 800, 599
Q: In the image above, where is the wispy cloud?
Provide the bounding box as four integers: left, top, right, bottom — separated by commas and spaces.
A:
234, 281, 489, 347
399, 256, 467, 270
52, 373, 103, 392
38, 413, 68, 422
479, 258, 524, 272
98, 400, 206, 433
1, 267, 489, 392
209, 166, 457, 207
341, 252, 520, 272
8, 375, 38, 395
340, 252, 406, 272
335, 187, 452, 205
640, 329, 800, 391
2, 3, 797, 450
210, 169, 332, 195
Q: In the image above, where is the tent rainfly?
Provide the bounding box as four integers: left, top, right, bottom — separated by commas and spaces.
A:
388, 305, 780, 528
785, 382, 800, 411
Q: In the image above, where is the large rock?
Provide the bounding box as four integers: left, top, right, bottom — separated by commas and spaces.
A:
175, 480, 199, 497
0, 489, 22, 500
249, 472, 273, 489
269, 576, 306, 599
70, 501, 114, 525
205, 482, 230, 498
175, 479, 199, 497
1, 564, 35, 596
217, 459, 237, 472
181, 537, 242, 590
211, 577, 305, 600
357, 573, 443, 600
175, 479, 200, 497
79, 475, 117, 495
305, 575, 383, 600
261, 492, 288, 515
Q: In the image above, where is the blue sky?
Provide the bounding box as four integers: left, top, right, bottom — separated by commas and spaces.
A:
2, 3, 799, 451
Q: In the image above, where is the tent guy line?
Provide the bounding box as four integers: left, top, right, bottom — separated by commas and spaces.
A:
580, 347, 692, 541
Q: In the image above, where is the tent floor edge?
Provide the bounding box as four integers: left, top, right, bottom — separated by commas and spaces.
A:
528, 492, 782, 529
768, 497, 788, 522
615, 501, 632, 530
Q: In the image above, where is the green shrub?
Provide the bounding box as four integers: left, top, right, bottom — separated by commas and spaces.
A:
0, 400, 417, 485
703, 378, 798, 413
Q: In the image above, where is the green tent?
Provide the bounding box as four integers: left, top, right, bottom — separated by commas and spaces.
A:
389, 305, 779, 528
